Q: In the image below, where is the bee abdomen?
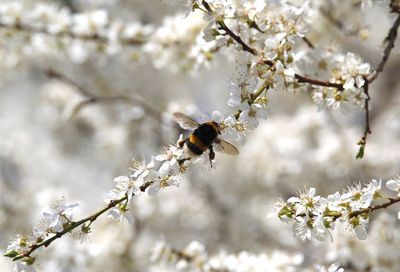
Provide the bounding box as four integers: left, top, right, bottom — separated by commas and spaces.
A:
186, 135, 207, 155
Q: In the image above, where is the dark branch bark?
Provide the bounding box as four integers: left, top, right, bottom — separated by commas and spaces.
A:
350, 196, 400, 218
356, 81, 371, 159
367, 12, 400, 83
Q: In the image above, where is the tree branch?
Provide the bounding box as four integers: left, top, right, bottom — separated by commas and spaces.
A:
201, 0, 344, 91
201, 1, 257, 55
356, 80, 371, 159
45, 69, 162, 121
367, 12, 400, 83
302, 36, 315, 49
11, 181, 153, 261
359, 7, 400, 157
12, 196, 127, 261
349, 196, 400, 218
294, 74, 344, 90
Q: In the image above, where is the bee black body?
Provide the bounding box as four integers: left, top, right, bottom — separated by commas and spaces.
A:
193, 122, 219, 147
181, 122, 220, 161
173, 112, 238, 167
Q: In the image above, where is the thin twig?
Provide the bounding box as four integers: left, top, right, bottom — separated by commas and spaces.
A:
358, 8, 400, 157
247, 19, 265, 33
294, 74, 343, 90
234, 79, 270, 119
367, 12, 400, 83
302, 36, 315, 49
356, 81, 371, 159
45, 69, 162, 121
202, 0, 257, 55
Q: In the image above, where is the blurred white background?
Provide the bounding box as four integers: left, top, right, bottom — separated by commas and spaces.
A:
1, 0, 400, 271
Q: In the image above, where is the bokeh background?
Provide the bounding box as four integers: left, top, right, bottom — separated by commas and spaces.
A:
1, 0, 400, 271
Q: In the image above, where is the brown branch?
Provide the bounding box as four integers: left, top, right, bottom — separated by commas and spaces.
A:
359, 7, 400, 158
247, 19, 265, 33
356, 80, 371, 159
218, 18, 258, 54
10, 181, 154, 261
45, 69, 162, 121
0, 22, 146, 46
294, 195, 400, 221
391, 1, 400, 13
349, 196, 400, 218
294, 74, 343, 90
302, 36, 315, 49
201, 0, 400, 161
12, 197, 127, 261
201, 1, 344, 92
367, 12, 400, 83
201, 0, 257, 55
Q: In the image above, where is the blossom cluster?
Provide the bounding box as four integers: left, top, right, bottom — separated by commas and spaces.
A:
150, 240, 343, 272
276, 176, 400, 241
0, 0, 375, 119
106, 136, 196, 222
311, 52, 371, 113
0, 2, 219, 71
327, 212, 400, 271
0, 0, 373, 111
0, 2, 154, 64
189, 0, 372, 114
143, 12, 218, 73
4, 197, 79, 272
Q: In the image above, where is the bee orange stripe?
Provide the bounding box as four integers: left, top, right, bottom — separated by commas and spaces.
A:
189, 134, 208, 151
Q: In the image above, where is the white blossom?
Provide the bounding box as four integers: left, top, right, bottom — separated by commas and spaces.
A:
386, 176, 400, 194
276, 178, 398, 242
316, 263, 344, 272
42, 197, 79, 233
238, 103, 267, 129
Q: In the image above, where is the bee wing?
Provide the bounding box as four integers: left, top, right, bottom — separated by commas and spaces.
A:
173, 112, 199, 130
214, 138, 239, 155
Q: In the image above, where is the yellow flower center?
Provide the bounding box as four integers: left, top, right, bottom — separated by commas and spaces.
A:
335, 94, 342, 101
160, 176, 170, 188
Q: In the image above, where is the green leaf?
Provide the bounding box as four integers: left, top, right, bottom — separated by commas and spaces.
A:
356, 145, 365, 159
3, 250, 19, 258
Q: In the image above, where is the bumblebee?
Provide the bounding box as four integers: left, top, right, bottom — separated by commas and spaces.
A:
173, 112, 239, 166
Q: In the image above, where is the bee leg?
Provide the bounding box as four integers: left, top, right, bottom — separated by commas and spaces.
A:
178, 138, 187, 148
177, 157, 191, 166
209, 146, 215, 168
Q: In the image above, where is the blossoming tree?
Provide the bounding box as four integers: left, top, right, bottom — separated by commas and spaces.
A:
1, 0, 400, 271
